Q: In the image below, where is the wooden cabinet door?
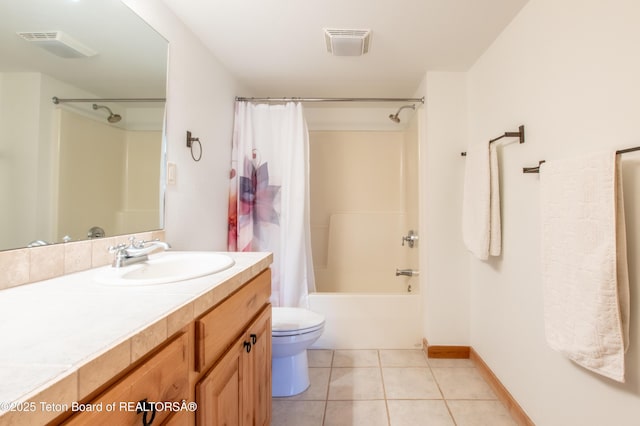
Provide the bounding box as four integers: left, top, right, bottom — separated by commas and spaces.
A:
195, 338, 244, 426
196, 305, 272, 426
242, 306, 272, 426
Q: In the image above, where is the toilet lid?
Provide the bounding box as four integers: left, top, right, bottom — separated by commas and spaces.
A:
272, 307, 325, 335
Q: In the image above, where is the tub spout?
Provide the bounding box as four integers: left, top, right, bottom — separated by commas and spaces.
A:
396, 268, 418, 277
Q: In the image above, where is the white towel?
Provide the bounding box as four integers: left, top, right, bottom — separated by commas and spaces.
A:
462, 142, 501, 260
540, 151, 629, 382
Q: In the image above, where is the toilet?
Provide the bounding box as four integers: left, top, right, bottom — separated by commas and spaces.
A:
271, 307, 325, 397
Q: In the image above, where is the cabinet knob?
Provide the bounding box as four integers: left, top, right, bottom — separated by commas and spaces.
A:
243, 341, 252, 353
250, 333, 257, 344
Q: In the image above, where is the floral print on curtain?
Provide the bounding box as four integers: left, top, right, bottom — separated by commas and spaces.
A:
228, 150, 281, 252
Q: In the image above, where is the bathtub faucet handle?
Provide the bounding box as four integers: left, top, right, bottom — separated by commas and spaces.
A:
401, 230, 418, 248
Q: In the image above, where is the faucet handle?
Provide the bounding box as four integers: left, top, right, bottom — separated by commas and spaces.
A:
401, 230, 418, 248
127, 236, 144, 248
108, 243, 127, 254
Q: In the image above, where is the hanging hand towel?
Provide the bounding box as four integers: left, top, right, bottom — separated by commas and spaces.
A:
540, 151, 629, 382
462, 142, 501, 260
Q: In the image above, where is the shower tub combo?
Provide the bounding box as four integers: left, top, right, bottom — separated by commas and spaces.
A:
308, 124, 421, 349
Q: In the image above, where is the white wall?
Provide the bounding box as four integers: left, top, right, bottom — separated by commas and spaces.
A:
421, 72, 470, 345
122, 0, 243, 250
0, 73, 40, 248
467, 0, 640, 424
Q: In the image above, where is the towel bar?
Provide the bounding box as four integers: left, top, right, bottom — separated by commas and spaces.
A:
461, 125, 525, 156
522, 146, 640, 174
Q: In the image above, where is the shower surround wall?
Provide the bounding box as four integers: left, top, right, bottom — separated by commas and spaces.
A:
308, 121, 421, 349
309, 129, 419, 293
57, 110, 161, 242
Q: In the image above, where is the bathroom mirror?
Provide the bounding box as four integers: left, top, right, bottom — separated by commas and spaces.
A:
0, 0, 168, 251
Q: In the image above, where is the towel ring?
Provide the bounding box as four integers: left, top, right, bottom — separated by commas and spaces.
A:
186, 130, 202, 162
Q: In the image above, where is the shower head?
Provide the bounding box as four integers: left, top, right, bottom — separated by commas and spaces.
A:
92, 104, 122, 123
388, 104, 416, 123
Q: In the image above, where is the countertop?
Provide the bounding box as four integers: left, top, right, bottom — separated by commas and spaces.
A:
0, 251, 272, 424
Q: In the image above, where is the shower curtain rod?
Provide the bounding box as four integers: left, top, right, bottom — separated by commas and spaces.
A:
52, 97, 165, 104
235, 96, 425, 104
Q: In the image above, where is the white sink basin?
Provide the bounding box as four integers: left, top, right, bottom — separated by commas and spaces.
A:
94, 251, 235, 286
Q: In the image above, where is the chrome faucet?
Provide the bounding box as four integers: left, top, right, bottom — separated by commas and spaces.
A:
27, 240, 51, 247
109, 237, 171, 268
401, 230, 419, 248
396, 268, 418, 277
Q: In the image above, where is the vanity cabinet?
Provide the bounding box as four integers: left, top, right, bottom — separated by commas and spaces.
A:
195, 269, 272, 426
55, 267, 272, 426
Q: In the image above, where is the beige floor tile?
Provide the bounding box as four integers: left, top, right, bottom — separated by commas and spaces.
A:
324, 400, 389, 426
387, 400, 455, 426
271, 400, 325, 426
447, 400, 517, 426
333, 349, 380, 367
427, 358, 475, 368
383, 367, 442, 399
431, 367, 496, 400
279, 368, 330, 401
272, 349, 519, 426
308, 349, 334, 367
379, 350, 428, 367
328, 367, 385, 400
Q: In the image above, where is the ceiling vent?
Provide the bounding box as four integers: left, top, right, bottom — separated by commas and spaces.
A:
324, 28, 371, 56
16, 31, 97, 58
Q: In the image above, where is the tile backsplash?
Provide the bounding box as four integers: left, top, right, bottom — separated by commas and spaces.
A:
0, 230, 165, 291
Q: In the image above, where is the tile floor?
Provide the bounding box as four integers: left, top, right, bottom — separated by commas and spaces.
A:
271, 349, 518, 426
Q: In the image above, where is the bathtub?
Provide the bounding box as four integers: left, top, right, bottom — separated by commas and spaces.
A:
308, 292, 422, 349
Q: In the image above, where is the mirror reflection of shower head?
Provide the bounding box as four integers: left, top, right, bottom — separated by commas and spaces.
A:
388, 104, 416, 123
92, 104, 122, 123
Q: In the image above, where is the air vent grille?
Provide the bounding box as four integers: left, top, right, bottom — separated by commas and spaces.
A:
16, 31, 97, 58
324, 28, 371, 56
17, 32, 59, 41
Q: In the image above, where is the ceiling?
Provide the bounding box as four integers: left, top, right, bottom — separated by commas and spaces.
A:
161, 0, 529, 98
1, 1, 529, 102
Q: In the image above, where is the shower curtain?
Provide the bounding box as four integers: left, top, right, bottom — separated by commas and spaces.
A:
228, 101, 315, 308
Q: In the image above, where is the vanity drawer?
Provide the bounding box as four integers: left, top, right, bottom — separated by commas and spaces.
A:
195, 269, 271, 371
64, 332, 189, 426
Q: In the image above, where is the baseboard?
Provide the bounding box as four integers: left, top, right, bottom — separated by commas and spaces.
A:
469, 348, 534, 426
428, 345, 471, 358
422, 338, 470, 358
422, 339, 534, 426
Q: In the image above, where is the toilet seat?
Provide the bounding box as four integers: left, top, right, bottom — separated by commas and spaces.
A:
272, 307, 325, 337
